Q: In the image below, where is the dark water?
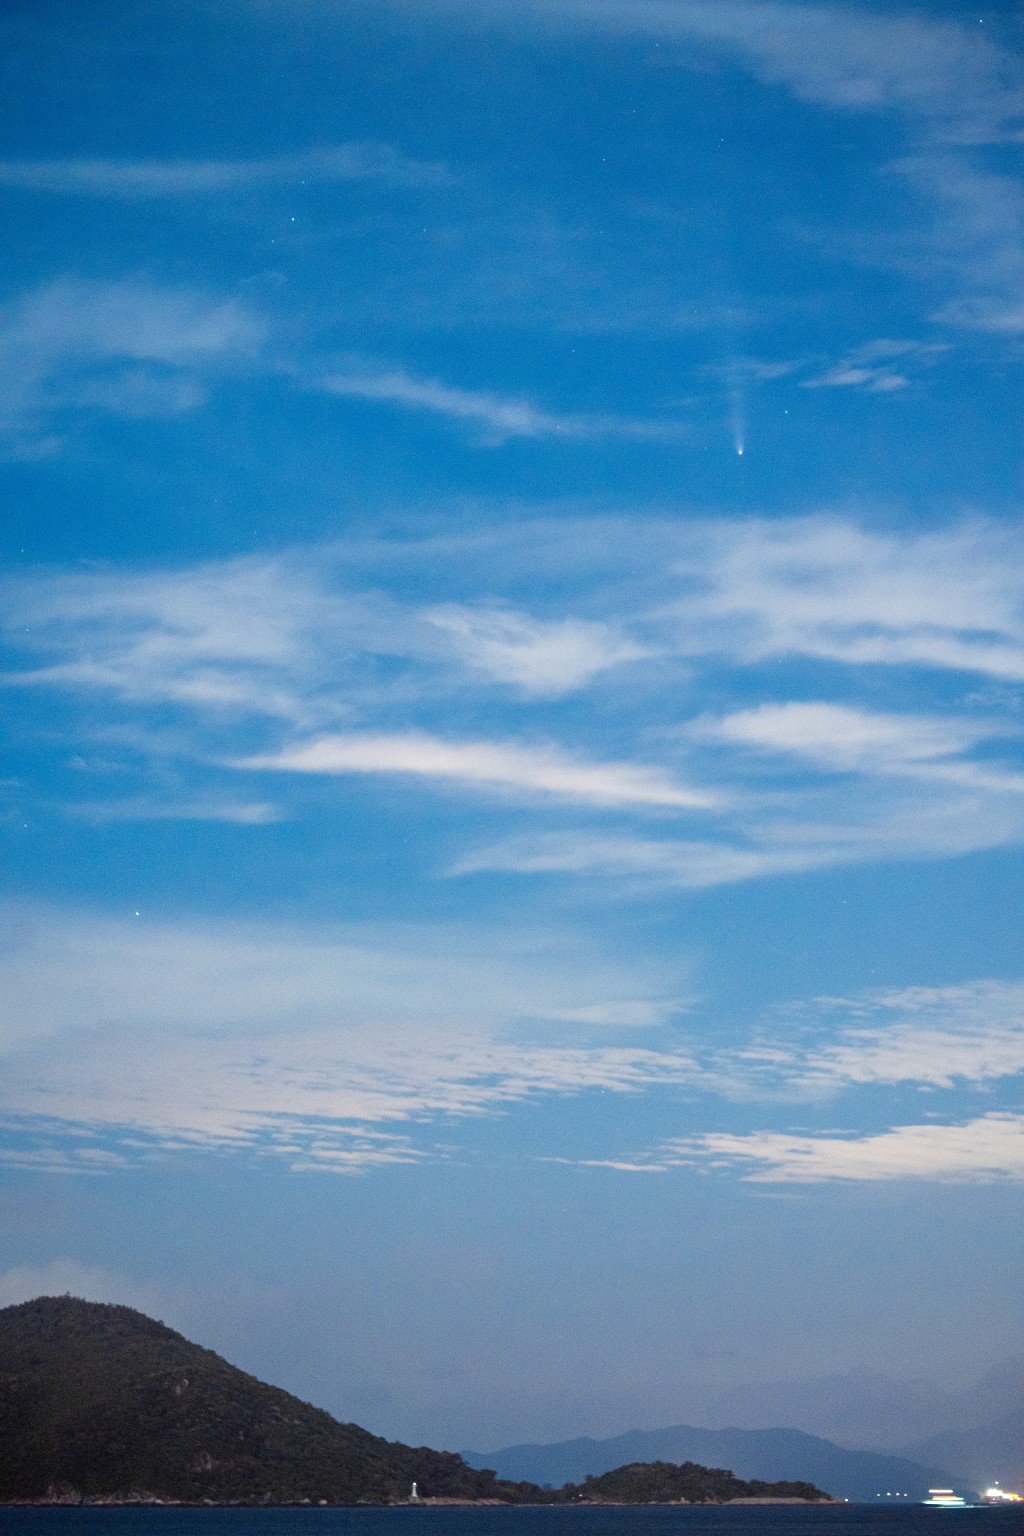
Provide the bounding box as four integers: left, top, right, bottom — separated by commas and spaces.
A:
2, 1509, 1023, 1536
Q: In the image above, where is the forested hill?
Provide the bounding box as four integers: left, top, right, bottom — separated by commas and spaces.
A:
0, 1295, 536, 1505
566, 1462, 827, 1503
0, 1295, 831, 1506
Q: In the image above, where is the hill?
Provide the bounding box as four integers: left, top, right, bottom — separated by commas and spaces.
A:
905, 1410, 1024, 1492
0, 1296, 834, 1507
566, 1462, 827, 1503
464, 1423, 967, 1503
0, 1295, 537, 1505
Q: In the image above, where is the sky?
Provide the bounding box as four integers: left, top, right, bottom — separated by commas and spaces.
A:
1, 0, 1024, 1456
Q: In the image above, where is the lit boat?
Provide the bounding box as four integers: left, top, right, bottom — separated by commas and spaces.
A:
923, 1490, 967, 1508
982, 1486, 1022, 1504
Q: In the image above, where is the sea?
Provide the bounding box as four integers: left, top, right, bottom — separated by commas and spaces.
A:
1, 1508, 1022, 1536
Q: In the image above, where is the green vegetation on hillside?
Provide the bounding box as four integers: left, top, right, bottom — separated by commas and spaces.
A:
0, 1296, 531, 1505
565, 1460, 828, 1503
0, 1296, 829, 1506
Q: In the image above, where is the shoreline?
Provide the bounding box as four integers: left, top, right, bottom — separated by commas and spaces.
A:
1, 1497, 843, 1510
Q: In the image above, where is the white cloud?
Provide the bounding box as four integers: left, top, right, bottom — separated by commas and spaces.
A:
0, 144, 448, 197
318, 366, 543, 441
671, 517, 1024, 680
5, 1030, 698, 1155
392, 0, 1024, 327
0, 279, 264, 448
710, 358, 802, 385
1, 558, 650, 721
777, 981, 1024, 1092
699, 702, 997, 771
0, 514, 1022, 899
426, 605, 648, 695
413, 0, 1023, 142
452, 832, 824, 887
0, 905, 694, 1169
238, 731, 714, 808
695, 702, 1024, 809
0, 553, 336, 722
4, 904, 1023, 1180
894, 155, 1024, 335
8, 517, 1024, 731
665, 1113, 1024, 1183
66, 797, 283, 825
316, 363, 686, 445
4, 280, 261, 366
450, 736, 1024, 882
316, 364, 684, 445
3, 517, 1024, 887
801, 340, 949, 393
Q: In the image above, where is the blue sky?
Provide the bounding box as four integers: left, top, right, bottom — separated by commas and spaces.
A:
2, 0, 1024, 1452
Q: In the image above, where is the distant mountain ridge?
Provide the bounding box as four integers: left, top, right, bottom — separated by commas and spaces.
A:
905, 1410, 1024, 1492
464, 1423, 969, 1503
697, 1357, 1024, 1452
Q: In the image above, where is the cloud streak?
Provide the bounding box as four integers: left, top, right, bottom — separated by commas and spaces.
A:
0, 278, 263, 449
316, 364, 687, 445
452, 832, 826, 887
238, 731, 714, 808
0, 904, 693, 1170
0, 144, 449, 196
4, 515, 1024, 884
403, 0, 1024, 141
762, 980, 1024, 1093
669, 517, 1024, 680
695, 703, 1024, 801
664, 1113, 1024, 1183
386, 0, 1024, 329
4, 904, 1023, 1181
801, 339, 949, 393
425, 605, 649, 695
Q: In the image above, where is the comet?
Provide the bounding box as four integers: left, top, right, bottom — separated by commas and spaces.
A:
729, 386, 745, 456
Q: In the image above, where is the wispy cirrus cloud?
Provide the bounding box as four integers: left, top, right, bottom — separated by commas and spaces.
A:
0, 553, 332, 721
0, 554, 646, 720
663, 1113, 1024, 1183
4, 515, 1024, 881
452, 832, 826, 887
554, 980, 1024, 1183
316, 363, 687, 446
404, 0, 1024, 143
694, 703, 1024, 798
0, 278, 264, 451
752, 980, 1024, 1093
237, 731, 714, 809
895, 154, 1024, 335
66, 797, 282, 825
12, 514, 1024, 707
801, 339, 949, 393
669, 517, 1024, 680
451, 785, 1024, 888
388, 0, 1024, 329
0, 904, 693, 1170
5, 901, 1023, 1183
0, 143, 449, 197
424, 605, 649, 695
698, 702, 992, 770
452, 696, 1024, 892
